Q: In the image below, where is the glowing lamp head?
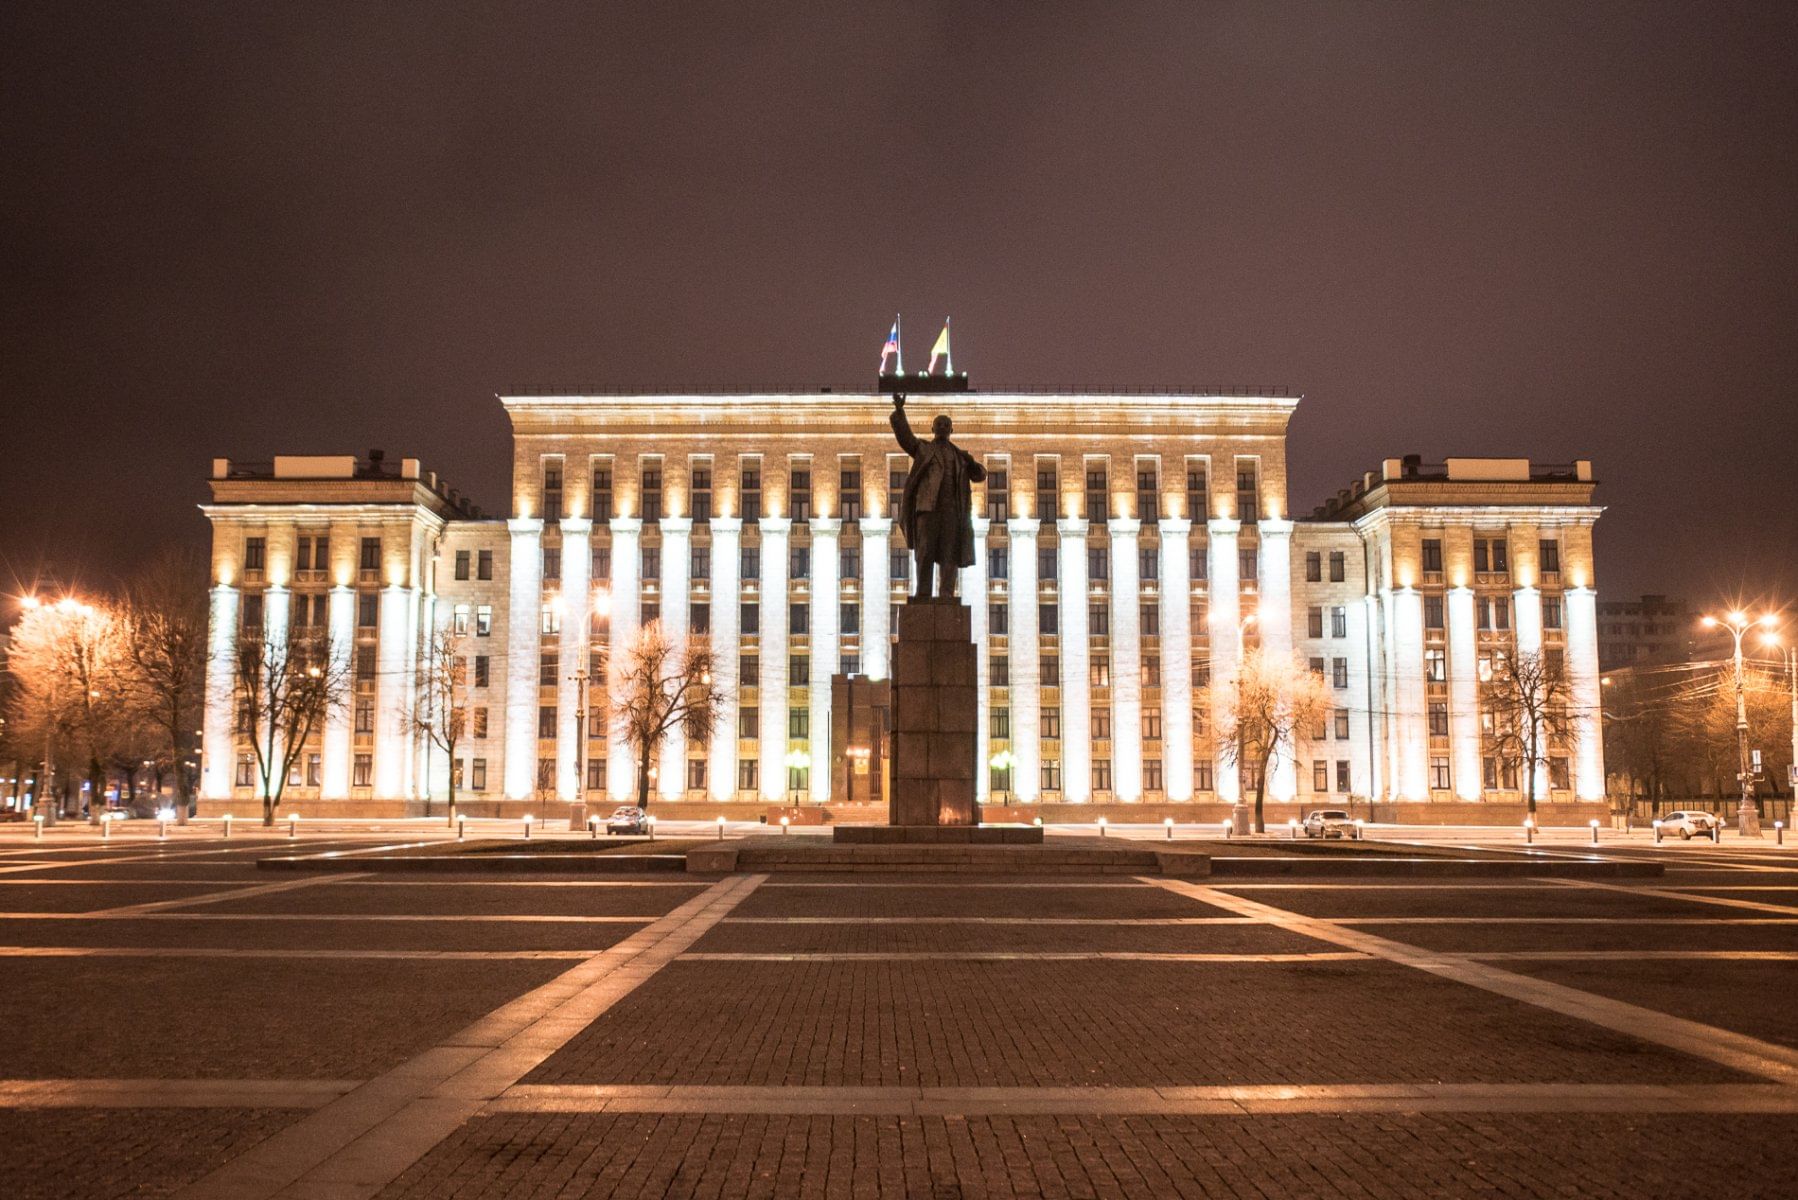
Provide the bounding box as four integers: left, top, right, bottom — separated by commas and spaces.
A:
1759, 613, 1779, 628
1729, 610, 1747, 625
1701, 616, 1718, 628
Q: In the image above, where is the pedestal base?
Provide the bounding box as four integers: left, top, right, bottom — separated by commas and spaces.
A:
889, 601, 980, 827
834, 825, 1044, 845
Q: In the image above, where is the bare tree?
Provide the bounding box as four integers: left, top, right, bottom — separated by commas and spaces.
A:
412, 627, 470, 820
613, 621, 722, 812
120, 549, 208, 822
1208, 648, 1333, 833
5, 597, 133, 820
1483, 649, 1577, 814
236, 630, 349, 825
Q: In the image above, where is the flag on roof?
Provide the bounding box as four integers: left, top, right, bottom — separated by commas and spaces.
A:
879, 317, 902, 374
927, 318, 952, 374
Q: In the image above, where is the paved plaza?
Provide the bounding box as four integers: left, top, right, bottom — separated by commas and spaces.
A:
1, 823, 1796, 1198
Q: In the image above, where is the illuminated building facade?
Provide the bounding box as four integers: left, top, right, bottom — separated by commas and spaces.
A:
199, 393, 1605, 815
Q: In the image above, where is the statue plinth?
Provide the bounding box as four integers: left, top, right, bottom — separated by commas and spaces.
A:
888, 600, 979, 826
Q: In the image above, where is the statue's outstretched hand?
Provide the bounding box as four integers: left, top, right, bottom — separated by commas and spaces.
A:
893, 393, 906, 411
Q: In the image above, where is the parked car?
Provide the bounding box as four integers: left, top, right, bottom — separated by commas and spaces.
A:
605, 806, 647, 835
1658, 811, 1720, 839
1302, 809, 1355, 839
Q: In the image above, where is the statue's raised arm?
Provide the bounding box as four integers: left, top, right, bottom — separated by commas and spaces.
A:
886, 398, 982, 602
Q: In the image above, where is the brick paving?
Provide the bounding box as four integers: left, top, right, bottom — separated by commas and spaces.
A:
2, 831, 1796, 1198
374, 1111, 1798, 1199
524, 958, 1747, 1088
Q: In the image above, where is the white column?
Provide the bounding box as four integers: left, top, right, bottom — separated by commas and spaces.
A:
322, 586, 353, 799
1206, 518, 1242, 804
1347, 596, 1376, 801
706, 519, 742, 802
400, 586, 422, 800
1447, 586, 1481, 800
201, 584, 240, 800
860, 518, 892, 681
1513, 584, 1547, 798
1257, 519, 1296, 801
964, 517, 990, 805
659, 517, 692, 801
373, 585, 412, 799
503, 518, 543, 800
1006, 519, 1041, 802
1058, 519, 1091, 802
758, 518, 790, 801
261, 586, 291, 797
1565, 586, 1605, 800
1158, 518, 1194, 801
1392, 587, 1428, 800
421, 595, 449, 804
605, 518, 641, 802
1108, 519, 1142, 801
808, 518, 840, 803
555, 518, 592, 802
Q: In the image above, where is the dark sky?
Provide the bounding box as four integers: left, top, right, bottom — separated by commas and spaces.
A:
4, 1, 1794, 609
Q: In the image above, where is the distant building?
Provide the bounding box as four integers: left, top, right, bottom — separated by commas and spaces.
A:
197, 393, 1607, 815
1596, 594, 1693, 672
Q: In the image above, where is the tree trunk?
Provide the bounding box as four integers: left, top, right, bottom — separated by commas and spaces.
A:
637, 743, 653, 812
1253, 751, 1271, 833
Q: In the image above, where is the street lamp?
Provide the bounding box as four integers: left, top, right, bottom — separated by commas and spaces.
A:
1702, 610, 1779, 836
1761, 629, 1796, 808
783, 749, 811, 806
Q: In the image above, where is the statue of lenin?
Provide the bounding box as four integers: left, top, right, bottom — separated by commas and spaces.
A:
889, 393, 987, 601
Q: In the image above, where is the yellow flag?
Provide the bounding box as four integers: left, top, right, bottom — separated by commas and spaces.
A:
927, 319, 952, 374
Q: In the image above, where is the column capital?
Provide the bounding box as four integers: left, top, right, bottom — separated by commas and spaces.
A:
659, 517, 693, 536
809, 517, 842, 537
1057, 518, 1089, 537
709, 517, 744, 535
858, 516, 892, 535
1565, 584, 1595, 598
1207, 517, 1241, 538
970, 516, 991, 536
558, 516, 593, 536
507, 517, 544, 536
1258, 517, 1295, 538
1005, 517, 1040, 539
1159, 517, 1193, 536
1107, 518, 1142, 537
608, 516, 642, 536
758, 517, 792, 536
1511, 583, 1540, 598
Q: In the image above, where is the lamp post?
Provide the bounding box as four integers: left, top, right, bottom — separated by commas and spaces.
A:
783, 749, 811, 807
1702, 610, 1778, 837
1761, 631, 1796, 819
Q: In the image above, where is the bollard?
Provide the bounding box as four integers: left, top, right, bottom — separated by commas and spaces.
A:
588, 815, 598, 839
1776, 821, 1785, 846
1288, 818, 1299, 840
288, 813, 300, 838
523, 814, 533, 840
1165, 816, 1176, 841
1653, 819, 1663, 845
458, 813, 469, 841
158, 816, 168, 840
102, 813, 112, 841
716, 815, 727, 841
1097, 817, 1108, 837
1033, 816, 1044, 828
1590, 818, 1600, 845
1524, 818, 1535, 845
1713, 822, 1721, 844
34, 814, 43, 841
647, 815, 656, 842
1221, 819, 1232, 841
1354, 819, 1366, 841
780, 815, 791, 835
222, 814, 232, 840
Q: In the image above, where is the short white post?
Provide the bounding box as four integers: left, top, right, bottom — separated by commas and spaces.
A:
102, 813, 112, 841
522, 814, 533, 840
457, 813, 468, 841
1354, 819, 1365, 841
1589, 818, 1600, 845
288, 813, 300, 839
157, 814, 168, 839
34, 814, 43, 840
1288, 818, 1299, 840
1653, 819, 1663, 845
647, 814, 656, 842
1777, 820, 1785, 846
1524, 818, 1535, 845
1097, 817, 1107, 838
222, 813, 232, 839
1220, 818, 1232, 840
588, 815, 598, 839
1165, 816, 1175, 841
716, 815, 727, 841
780, 815, 790, 836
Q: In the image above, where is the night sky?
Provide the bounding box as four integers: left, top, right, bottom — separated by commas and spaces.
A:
3, 2, 1794, 610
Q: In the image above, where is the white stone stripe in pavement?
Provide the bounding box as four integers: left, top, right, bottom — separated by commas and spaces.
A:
172, 872, 766, 1200
0, 913, 658, 923
1552, 876, 1798, 916
1467, 950, 1798, 961
1148, 877, 1798, 1087
86, 873, 368, 916
0, 1078, 359, 1109
678, 951, 1370, 963
0, 947, 600, 960
484, 1081, 1798, 1117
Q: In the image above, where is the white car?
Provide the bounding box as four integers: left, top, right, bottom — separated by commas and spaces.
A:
1658, 811, 1720, 839
1302, 809, 1356, 839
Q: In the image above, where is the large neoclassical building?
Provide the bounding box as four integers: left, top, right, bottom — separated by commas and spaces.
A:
199, 388, 1605, 816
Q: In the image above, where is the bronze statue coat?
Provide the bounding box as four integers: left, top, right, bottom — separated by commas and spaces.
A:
890, 405, 987, 570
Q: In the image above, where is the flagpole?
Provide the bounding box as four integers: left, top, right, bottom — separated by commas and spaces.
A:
944, 315, 952, 375
896, 313, 903, 375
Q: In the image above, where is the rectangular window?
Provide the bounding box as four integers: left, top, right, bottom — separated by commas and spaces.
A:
1310, 656, 1326, 679
1428, 700, 1449, 737
741, 545, 760, 581
1142, 604, 1159, 636
738, 759, 759, 792
360, 537, 381, 573
738, 707, 758, 739
1186, 462, 1208, 521
1332, 606, 1348, 639
1430, 756, 1451, 790
990, 603, 1008, 636
455, 550, 471, 581
1091, 708, 1111, 739
790, 655, 809, 683
1139, 547, 1157, 581
1191, 546, 1208, 582
740, 460, 762, 521
1333, 658, 1349, 689
989, 546, 1008, 581
1090, 604, 1108, 637
1421, 538, 1443, 574
1041, 759, 1062, 792
542, 462, 563, 522
1136, 462, 1159, 524
1329, 551, 1346, 582
741, 603, 759, 634
294, 536, 312, 573
838, 544, 858, 582
1143, 707, 1162, 741
788, 707, 809, 739
985, 465, 1009, 522
353, 754, 372, 787
1491, 539, 1508, 572
591, 464, 613, 523
1090, 657, 1111, 687
543, 547, 561, 581
1088, 546, 1108, 581
687, 758, 707, 791
1039, 603, 1058, 635
473, 707, 488, 739
789, 545, 808, 581
1038, 545, 1057, 582
1337, 760, 1350, 792
640, 602, 659, 626
890, 549, 909, 582
1235, 462, 1258, 524
587, 758, 606, 790
1142, 758, 1162, 791
538, 706, 556, 738
1539, 539, 1561, 575
1544, 597, 1563, 630
1424, 649, 1446, 682
477, 549, 493, 580
242, 593, 264, 631
838, 462, 861, 522
1305, 551, 1322, 582
540, 651, 558, 687
540, 603, 561, 635
475, 656, 489, 687
641, 546, 660, 582
1040, 707, 1061, 740
1084, 464, 1108, 523
355, 699, 374, 734
1040, 653, 1059, 685
1195, 760, 1214, 791
840, 603, 859, 635
1143, 655, 1160, 686
1238, 547, 1257, 582
1549, 756, 1570, 790
789, 465, 813, 522
1314, 760, 1329, 792
1424, 595, 1445, 630
471, 758, 488, 791
243, 536, 266, 572
691, 546, 710, 581
640, 460, 663, 522
1308, 607, 1325, 639
991, 655, 1009, 686
235, 755, 255, 788
1092, 758, 1112, 792
1335, 708, 1350, 739
690, 463, 713, 522
789, 604, 808, 635
358, 593, 378, 628
476, 605, 492, 636
990, 708, 1011, 738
